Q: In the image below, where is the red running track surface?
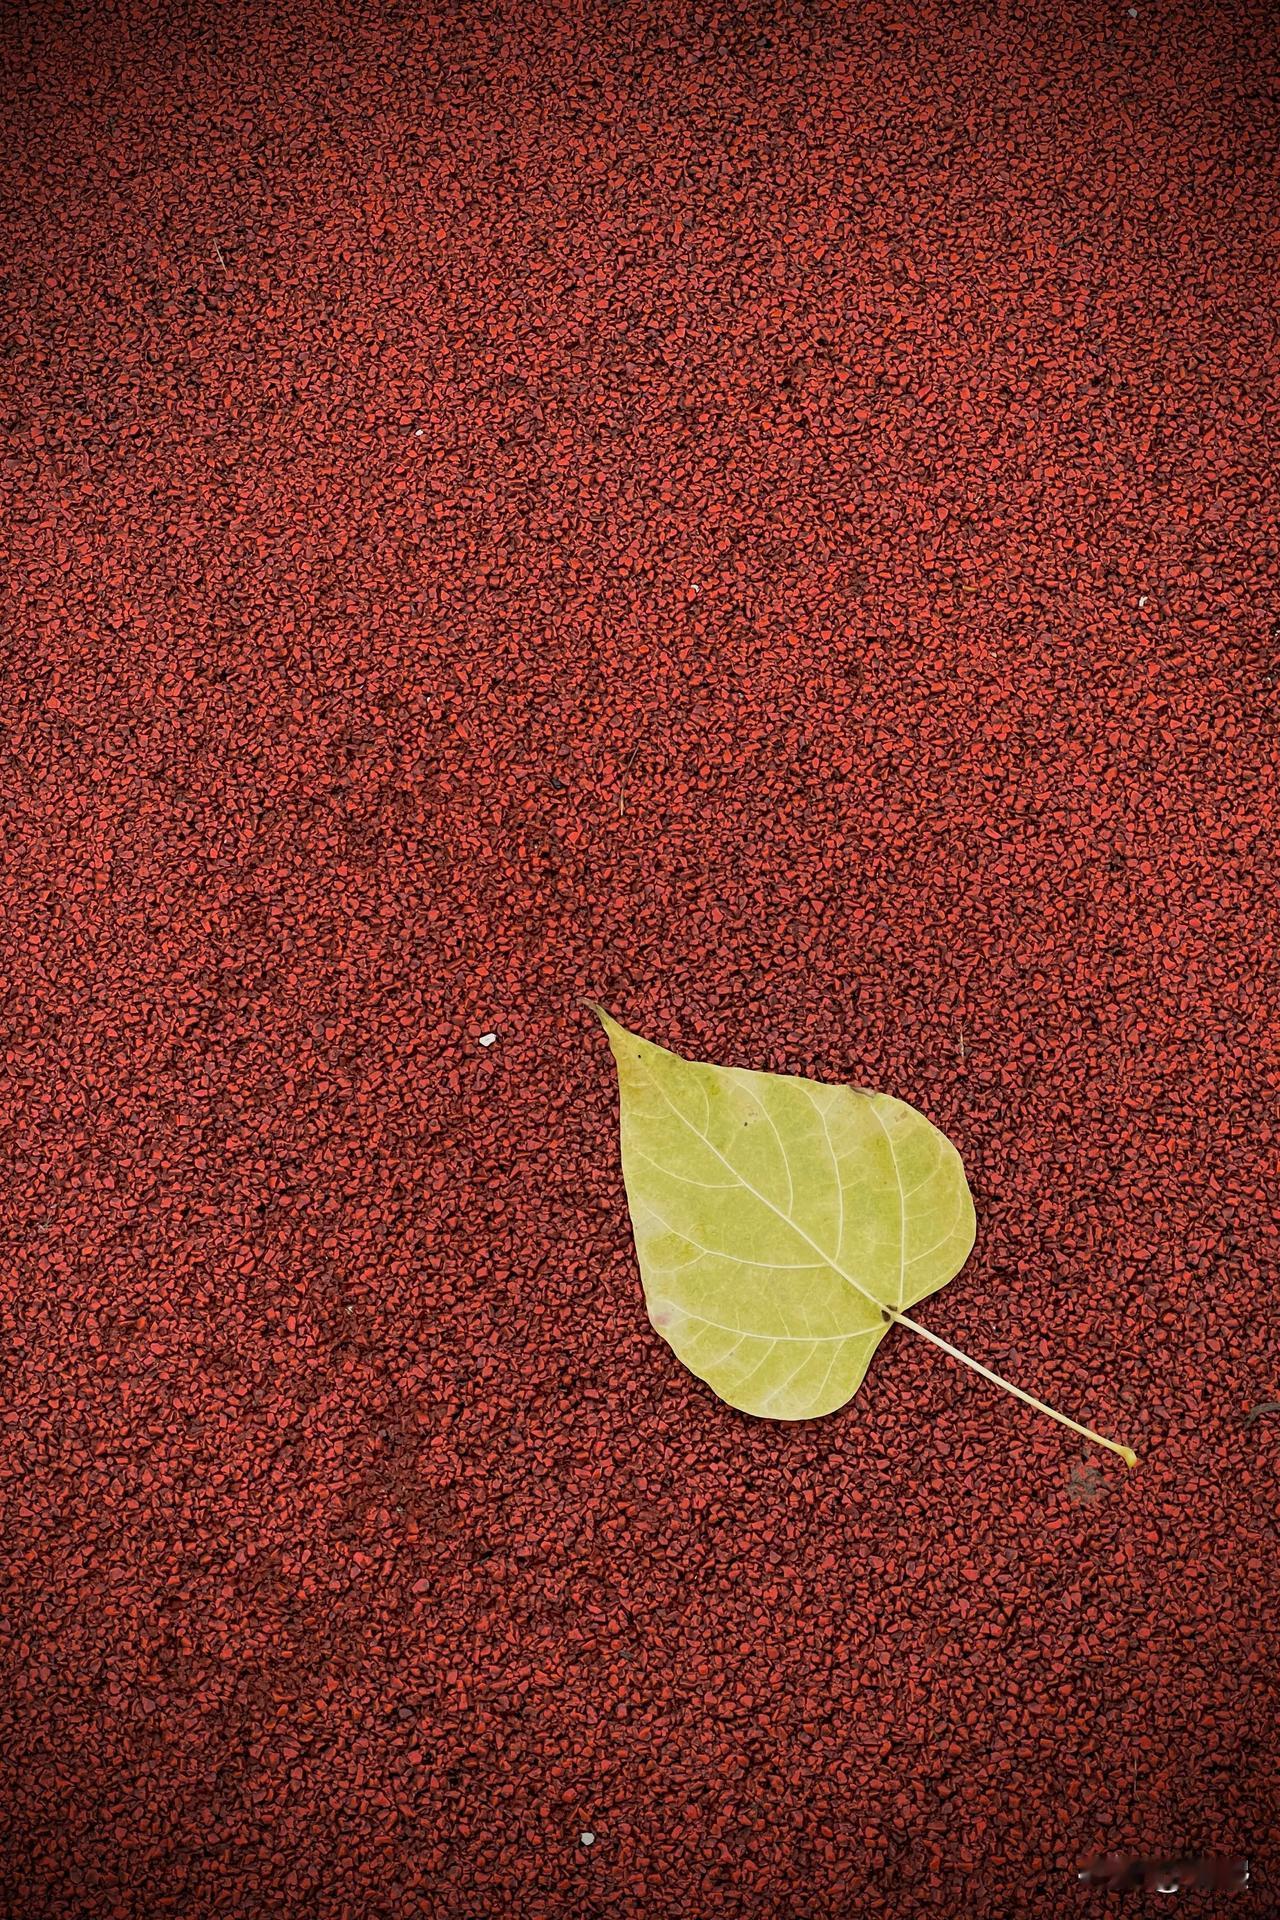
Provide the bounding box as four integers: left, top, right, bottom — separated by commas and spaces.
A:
2, 2, 1278, 1915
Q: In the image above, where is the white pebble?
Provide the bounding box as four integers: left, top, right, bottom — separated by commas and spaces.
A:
1138, 594, 1148, 607
478, 1032, 498, 1047
580, 1831, 595, 1846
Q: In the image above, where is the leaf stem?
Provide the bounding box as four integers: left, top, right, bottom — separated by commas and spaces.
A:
889, 1308, 1138, 1467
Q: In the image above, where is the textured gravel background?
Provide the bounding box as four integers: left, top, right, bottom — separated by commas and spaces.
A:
3, 1, 1278, 1915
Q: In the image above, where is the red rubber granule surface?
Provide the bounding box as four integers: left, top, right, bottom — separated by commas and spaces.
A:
2, 1, 1278, 1915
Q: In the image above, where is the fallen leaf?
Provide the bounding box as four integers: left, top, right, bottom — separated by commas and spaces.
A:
593, 1008, 1137, 1465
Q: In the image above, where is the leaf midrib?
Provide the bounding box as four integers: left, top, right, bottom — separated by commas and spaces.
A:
635, 1050, 894, 1323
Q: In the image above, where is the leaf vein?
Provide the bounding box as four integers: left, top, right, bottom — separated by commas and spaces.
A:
761, 1348, 821, 1409
905, 1191, 969, 1269
631, 1148, 742, 1192
739, 1076, 795, 1212
632, 1053, 889, 1318
865, 1098, 907, 1309
648, 1239, 831, 1276
810, 1084, 844, 1267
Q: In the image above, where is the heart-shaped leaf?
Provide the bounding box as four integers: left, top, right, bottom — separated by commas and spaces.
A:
595, 1008, 1137, 1465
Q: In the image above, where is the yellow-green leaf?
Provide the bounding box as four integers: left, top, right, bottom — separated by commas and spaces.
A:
597, 1007, 974, 1418
595, 1009, 1138, 1465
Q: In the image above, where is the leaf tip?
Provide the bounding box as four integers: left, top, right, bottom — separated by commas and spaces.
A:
584, 1001, 635, 1056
